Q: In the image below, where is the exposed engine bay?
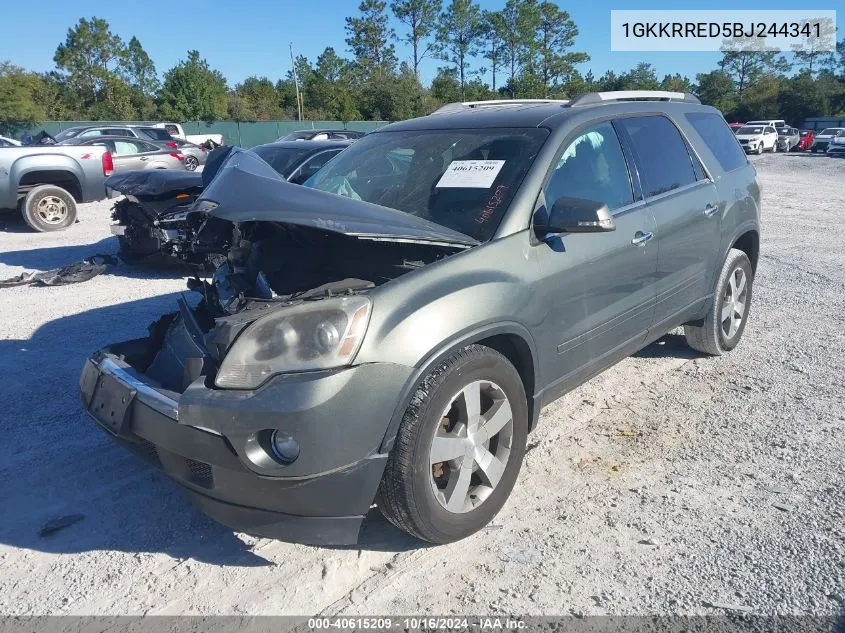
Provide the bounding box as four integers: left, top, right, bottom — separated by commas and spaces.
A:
136, 221, 461, 393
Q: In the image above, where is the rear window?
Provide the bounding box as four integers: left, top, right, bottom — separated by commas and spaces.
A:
138, 127, 173, 141
617, 116, 697, 198
685, 112, 747, 173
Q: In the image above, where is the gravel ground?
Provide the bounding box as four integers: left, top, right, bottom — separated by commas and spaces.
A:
0, 153, 843, 618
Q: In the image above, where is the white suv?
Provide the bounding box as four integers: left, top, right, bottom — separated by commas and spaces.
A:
734, 124, 779, 154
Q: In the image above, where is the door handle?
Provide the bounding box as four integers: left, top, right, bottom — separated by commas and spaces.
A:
703, 203, 718, 217
139, 156, 149, 161
631, 231, 654, 247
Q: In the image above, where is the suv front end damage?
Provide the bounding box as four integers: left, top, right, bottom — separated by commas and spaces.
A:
82, 148, 473, 544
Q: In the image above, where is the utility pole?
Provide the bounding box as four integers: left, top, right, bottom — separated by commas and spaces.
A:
290, 42, 303, 121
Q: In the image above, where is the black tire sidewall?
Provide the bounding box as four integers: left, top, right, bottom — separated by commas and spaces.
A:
404, 350, 528, 543
715, 252, 754, 352
23, 186, 77, 232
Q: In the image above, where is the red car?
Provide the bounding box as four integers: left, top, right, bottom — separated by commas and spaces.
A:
798, 130, 815, 151
728, 122, 745, 134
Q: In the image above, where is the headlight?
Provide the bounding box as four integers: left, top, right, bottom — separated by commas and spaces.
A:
215, 296, 371, 389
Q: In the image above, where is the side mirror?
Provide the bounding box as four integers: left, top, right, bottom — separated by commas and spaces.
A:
534, 196, 615, 240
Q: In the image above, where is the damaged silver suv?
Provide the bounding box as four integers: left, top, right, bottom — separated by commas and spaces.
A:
81, 92, 760, 545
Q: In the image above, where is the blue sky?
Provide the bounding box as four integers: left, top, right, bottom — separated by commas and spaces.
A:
0, 0, 840, 87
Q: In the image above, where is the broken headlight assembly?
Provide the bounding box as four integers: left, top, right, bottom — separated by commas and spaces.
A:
214, 296, 372, 389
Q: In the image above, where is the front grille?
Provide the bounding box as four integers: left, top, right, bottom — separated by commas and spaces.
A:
185, 458, 213, 488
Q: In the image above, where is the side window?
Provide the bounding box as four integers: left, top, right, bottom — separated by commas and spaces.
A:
617, 116, 697, 198
544, 122, 633, 211
137, 141, 160, 153
114, 140, 144, 155
685, 112, 747, 173
164, 125, 179, 136
106, 128, 133, 137
79, 129, 104, 138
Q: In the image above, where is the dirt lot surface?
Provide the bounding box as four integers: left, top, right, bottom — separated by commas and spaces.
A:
0, 153, 843, 617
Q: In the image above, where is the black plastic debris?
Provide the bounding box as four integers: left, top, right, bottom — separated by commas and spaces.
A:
0, 254, 118, 288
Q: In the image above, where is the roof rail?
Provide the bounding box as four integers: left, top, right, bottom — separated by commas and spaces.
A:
432, 99, 569, 115
567, 90, 700, 107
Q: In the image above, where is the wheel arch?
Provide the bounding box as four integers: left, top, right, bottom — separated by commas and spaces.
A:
378, 323, 540, 454
731, 229, 759, 273
17, 170, 83, 202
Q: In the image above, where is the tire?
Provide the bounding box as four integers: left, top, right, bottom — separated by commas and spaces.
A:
377, 345, 528, 544
684, 248, 754, 356
22, 185, 77, 232
184, 156, 199, 171
756, 144, 763, 155
770, 142, 777, 153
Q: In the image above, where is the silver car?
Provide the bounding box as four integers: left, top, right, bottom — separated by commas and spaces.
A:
59, 136, 187, 171
776, 126, 800, 152
166, 139, 207, 171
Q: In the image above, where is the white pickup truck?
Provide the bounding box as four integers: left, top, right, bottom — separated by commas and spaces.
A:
153, 123, 225, 147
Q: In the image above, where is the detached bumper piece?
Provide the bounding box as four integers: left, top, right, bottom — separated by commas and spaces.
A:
79, 351, 385, 545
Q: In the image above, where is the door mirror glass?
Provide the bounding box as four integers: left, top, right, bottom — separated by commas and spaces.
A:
535, 196, 615, 238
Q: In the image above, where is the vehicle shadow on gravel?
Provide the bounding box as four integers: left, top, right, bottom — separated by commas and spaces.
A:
634, 333, 699, 360
0, 237, 194, 280
0, 293, 418, 564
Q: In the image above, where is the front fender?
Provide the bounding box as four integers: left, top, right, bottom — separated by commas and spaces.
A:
352, 232, 542, 451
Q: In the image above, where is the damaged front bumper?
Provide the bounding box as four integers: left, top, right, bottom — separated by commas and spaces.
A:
80, 339, 413, 545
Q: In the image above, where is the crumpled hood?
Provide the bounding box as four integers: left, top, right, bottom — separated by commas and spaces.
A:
194, 147, 479, 247
105, 170, 203, 197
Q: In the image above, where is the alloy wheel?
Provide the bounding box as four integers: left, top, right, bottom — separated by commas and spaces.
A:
721, 267, 748, 339
36, 196, 68, 225
429, 380, 514, 514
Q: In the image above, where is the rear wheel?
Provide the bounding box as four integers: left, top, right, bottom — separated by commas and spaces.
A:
377, 345, 528, 543
22, 185, 77, 232
684, 248, 753, 356
184, 155, 199, 171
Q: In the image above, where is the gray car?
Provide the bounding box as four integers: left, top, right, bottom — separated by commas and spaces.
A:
776, 126, 800, 151
80, 92, 760, 545
53, 124, 174, 144
59, 136, 187, 171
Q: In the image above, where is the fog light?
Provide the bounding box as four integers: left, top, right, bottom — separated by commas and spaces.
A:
270, 431, 300, 464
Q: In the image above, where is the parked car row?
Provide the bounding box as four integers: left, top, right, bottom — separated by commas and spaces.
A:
728, 118, 845, 155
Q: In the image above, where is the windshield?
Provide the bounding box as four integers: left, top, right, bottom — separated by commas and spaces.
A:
252, 145, 319, 178
819, 128, 843, 136
304, 128, 547, 242
53, 127, 85, 141
737, 126, 764, 135
778, 128, 794, 136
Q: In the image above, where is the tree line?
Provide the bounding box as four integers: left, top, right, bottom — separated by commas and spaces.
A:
1, 1, 845, 136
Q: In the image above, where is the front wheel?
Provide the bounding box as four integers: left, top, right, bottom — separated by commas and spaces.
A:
377, 345, 528, 544
684, 248, 753, 356
756, 144, 764, 155
771, 142, 777, 153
